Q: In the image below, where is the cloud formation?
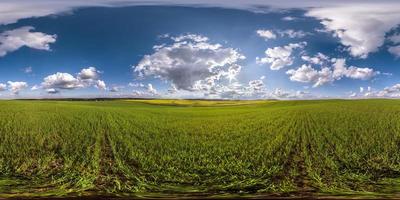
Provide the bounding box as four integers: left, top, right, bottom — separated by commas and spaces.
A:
7, 81, 28, 94
42, 72, 82, 90
23, 66, 33, 74
287, 58, 378, 87
41, 67, 106, 93
306, 4, 400, 58
0, 26, 56, 57
256, 29, 308, 40
257, 42, 306, 70
256, 30, 276, 40
134, 34, 245, 93
388, 45, 400, 58
354, 84, 400, 98
0, 83, 6, 91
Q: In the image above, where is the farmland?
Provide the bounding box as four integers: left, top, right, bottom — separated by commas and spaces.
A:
0, 99, 399, 199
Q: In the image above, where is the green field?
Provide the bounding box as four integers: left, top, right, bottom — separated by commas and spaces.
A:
0, 99, 399, 198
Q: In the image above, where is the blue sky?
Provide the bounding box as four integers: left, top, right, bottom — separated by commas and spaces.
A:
0, 1, 400, 99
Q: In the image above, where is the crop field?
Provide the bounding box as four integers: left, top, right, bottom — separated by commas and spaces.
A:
0, 99, 399, 199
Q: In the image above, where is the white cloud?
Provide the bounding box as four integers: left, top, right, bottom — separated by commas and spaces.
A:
248, 79, 265, 92
388, 45, 400, 58
362, 83, 400, 98
23, 66, 33, 74
1, 1, 398, 61
306, 4, 400, 58
349, 92, 357, 98
6, 0, 398, 26
282, 16, 296, 21
146, 83, 157, 95
167, 84, 178, 94
257, 42, 306, 70
133, 34, 245, 93
331, 58, 377, 80
272, 88, 290, 98
301, 52, 329, 65
171, 34, 209, 42
287, 58, 378, 87
128, 82, 145, 88
0, 83, 6, 91
286, 64, 334, 87
31, 85, 40, 90
41, 67, 106, 92
77, 66, 100, 80
7, 81, 28, 94
42, 72, 82, 90
278, 29, 308, 38
110, 86, 122, 92
270, 88, 314, 99
0, 26, 56, 57
95, 80, 106, 90
46, 88, 59, 94
256, 30, 276, 40
388, 33, 400, 44
257, 29, 308, 41
359, 87, 364, 93
129, 84, 159, 97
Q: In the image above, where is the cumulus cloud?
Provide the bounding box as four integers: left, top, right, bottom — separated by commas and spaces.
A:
256, 29, 308, 41
306, 4, 400, 58
31, 85, 40, 91
171, 34, 209, 42
46, 88, 59, 94
109, 86, 123, 92
2, 1, 400, 26
41, 67, 106, 93
256, 30, 276, 40
7, 81, 28, 94
0, 83, 6, 91
287, 58, 378, 87
128, 82, 145, 88
95, 80, 107, 90
287, 64, 334, 87
388, 45, 400, 58
133, 33, 245, 98
380, 84, 400, 97
77, 66, 100, 80
128, 84, 159, 97
331, 58, 377, 80
257, 42, 306, 70
207, 78, 267, 99
248, 79, 264, 92
146, 83, 158, 95
270, 88, 314, 99
0, 26, 56, 57
388, 33, 400, 44
42, 72, 82, 90
301, 52, 329, 65
349, 92, 357, 98
361, 84, 400, 98
271, 88, 291, 98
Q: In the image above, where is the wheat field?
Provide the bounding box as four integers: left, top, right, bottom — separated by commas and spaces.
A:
0, 99, 399, 198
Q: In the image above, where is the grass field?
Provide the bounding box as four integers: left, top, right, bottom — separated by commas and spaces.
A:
0, 99, 399, 198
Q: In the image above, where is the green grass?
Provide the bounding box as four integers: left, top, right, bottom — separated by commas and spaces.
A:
0, 99, 399, 198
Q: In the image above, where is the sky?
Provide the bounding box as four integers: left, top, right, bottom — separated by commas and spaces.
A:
0, 0, 400, 99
